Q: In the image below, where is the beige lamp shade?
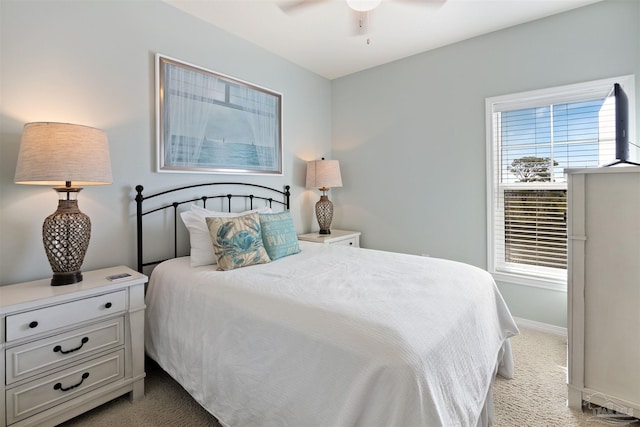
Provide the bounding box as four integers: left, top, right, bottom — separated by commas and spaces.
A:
306, 159, 342, 190
15, 122, 112, 186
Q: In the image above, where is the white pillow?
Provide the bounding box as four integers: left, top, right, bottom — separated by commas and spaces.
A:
180, 204, 272, 267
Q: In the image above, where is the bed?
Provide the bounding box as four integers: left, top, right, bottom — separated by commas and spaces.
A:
136, 182, 518, 427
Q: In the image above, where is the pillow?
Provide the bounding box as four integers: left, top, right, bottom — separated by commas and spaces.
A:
206, 212, 271, 271
259, 211, 301, 260
180, 205, 272, 267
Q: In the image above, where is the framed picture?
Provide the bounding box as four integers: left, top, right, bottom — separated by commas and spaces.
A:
156, 54, 282, 175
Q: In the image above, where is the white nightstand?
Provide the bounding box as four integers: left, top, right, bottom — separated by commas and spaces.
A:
0, 266, 147, 427
298, 229, 361, 247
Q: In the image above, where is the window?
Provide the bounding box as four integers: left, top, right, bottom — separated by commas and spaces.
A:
486, 76, 636, 290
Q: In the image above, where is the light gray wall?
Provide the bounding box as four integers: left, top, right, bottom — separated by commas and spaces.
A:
0, 0, 332, 285
331, 0, 640, 327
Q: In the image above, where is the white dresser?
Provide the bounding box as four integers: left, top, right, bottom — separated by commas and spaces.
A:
567, 167, 640, 417
0, 266, 147, 427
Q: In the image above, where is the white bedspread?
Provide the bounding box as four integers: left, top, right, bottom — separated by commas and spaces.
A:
145, 242, 518, 427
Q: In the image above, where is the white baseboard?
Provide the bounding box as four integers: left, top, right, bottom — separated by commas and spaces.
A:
513, 316, 567, 337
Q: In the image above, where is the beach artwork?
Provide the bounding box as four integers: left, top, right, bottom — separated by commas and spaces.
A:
157, 55, 282, 174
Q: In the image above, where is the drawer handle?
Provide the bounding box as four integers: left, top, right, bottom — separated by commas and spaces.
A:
29, 321, 39, 329
54, 372, 89, 392
53, 337, 90, 354
105, 302, 112, 309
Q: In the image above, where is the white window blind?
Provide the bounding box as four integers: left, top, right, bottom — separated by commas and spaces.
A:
502, 188, 567, 269
486, 75, 636, 290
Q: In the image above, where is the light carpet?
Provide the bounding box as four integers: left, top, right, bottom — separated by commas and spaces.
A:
59, 328, 635, 426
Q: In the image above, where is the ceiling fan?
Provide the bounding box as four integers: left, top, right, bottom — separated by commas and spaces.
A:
279, 0, 446, 38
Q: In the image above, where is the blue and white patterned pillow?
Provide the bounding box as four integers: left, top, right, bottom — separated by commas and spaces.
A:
205, 212, 271, 271
259, 211, 301, 260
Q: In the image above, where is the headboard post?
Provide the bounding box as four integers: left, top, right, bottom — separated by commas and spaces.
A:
284, 185, 291, 210
135, 185, 144, 273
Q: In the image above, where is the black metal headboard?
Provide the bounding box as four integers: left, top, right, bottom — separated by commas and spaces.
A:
135, 182, 291, 273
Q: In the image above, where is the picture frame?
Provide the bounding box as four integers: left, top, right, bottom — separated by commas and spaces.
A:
156, 54, 283, 175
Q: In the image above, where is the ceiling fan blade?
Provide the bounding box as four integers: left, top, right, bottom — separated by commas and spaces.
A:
393, 0, 447, 8
278, 0, 329, 14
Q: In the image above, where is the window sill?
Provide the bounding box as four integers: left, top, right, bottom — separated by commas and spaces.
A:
491, 271, 567, 292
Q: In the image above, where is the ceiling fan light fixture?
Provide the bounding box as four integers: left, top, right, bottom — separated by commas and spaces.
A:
345, 0, 381, 12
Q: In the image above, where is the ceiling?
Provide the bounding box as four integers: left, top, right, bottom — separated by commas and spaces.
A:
163, 0, 603, 80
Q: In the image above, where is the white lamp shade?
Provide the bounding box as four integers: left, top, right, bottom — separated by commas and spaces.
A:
15, 122, 113, 186
306, 159, 342, 189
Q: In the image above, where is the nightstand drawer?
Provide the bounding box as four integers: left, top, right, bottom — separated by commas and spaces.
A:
6, 349, 125, 424
5, 290, 126, 342
6, 317, 125, 385
332, 237, 358, 247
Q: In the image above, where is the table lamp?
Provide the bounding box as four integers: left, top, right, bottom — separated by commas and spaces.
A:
306, 158, 342, 235
14, 122, 113, 285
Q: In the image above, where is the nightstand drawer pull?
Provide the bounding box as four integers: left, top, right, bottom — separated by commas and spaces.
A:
53, 337, 89, 354
29, 321, 38, 328
53, 372, 89, 392
105, 302, 112, 309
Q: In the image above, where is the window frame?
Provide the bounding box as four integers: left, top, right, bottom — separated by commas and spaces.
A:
486, 75, 636, 291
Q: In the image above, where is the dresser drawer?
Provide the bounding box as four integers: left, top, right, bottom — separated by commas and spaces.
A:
6, 317, 125, 385
6, 349, 125, 424
5, 290, 126, 342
